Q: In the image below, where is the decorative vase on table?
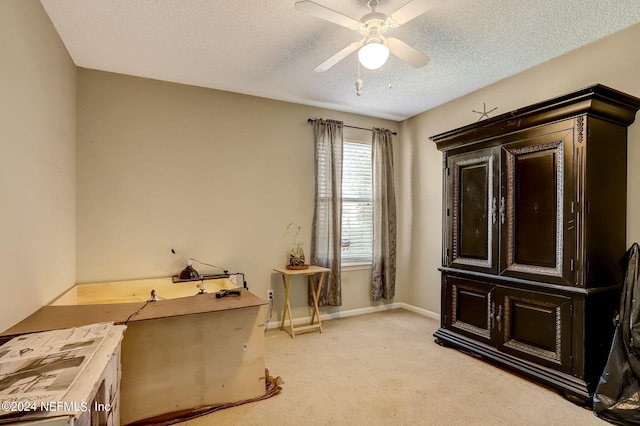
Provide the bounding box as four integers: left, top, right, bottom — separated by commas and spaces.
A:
287, 243, 308, 270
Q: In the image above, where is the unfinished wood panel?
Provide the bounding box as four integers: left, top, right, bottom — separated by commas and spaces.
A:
1, 305, 143, 337
119, 305, 267, 424
50, 277, 239, 306
1, 283, 269, 426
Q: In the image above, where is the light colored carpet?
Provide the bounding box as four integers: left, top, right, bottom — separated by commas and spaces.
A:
180, 309, 606, 425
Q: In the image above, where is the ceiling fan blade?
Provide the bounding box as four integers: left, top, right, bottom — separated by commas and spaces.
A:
313, 42, 362, 72
387, 38, 430, 68
389, 0, 441, 26
295, 1, 360, 28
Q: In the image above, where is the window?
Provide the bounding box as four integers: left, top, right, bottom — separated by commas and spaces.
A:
341, 140, 373, 265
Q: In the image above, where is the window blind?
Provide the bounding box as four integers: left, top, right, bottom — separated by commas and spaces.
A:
341, 140, 373, 264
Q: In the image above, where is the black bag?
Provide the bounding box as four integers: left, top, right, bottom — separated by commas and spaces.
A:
593, 242, 640, 425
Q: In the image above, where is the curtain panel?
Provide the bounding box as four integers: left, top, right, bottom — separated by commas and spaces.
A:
311, 119, 343, 306
371, 127, 397, 301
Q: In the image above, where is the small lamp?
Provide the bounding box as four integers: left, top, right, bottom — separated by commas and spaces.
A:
178, 260, 200, 280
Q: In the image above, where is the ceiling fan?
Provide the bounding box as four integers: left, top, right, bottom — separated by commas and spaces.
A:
295, 0, 439, 72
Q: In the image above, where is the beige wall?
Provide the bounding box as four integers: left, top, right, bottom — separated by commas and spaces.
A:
398, 22, 640, 314
76, 69, 399, 321
0, 1, 76, 331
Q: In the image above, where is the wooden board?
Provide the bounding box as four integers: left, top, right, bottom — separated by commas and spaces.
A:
129, 289, 267, 321
1, 305, 143, 338
2, 290, 267, 338
120, 305, 267, 424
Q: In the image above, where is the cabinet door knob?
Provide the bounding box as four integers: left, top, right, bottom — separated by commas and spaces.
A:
499, 196, 506, 224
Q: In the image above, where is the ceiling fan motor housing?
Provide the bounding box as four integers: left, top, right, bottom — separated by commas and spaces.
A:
360, 12, 391, 48
359, 12, 389, 35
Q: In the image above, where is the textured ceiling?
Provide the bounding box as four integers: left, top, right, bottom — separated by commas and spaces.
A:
40, 0, 640, 121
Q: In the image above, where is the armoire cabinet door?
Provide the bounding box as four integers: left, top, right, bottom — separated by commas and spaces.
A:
495, 286, 572, 373
444, 275, 496, 346
445, 147, 500, 274
500, 130, 574, 285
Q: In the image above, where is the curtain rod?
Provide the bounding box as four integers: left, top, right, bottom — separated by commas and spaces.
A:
306, 118, 397, 136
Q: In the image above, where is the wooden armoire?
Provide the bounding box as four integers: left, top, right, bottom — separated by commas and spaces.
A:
431, 85, 640, 402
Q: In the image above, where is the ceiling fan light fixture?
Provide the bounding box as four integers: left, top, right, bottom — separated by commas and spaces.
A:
358, 42, 389, 70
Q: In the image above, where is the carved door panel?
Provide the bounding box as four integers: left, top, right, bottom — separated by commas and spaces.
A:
500, 131, 574, 285
444, 275, 497, 346
445, 147, 500, 274
495, 286, 572, 373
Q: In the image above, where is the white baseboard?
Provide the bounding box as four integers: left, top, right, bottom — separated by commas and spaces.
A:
265, 302, 440, 330
394, 302, 441, 321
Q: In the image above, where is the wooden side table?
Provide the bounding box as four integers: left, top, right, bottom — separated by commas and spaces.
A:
273, 265, 331, 339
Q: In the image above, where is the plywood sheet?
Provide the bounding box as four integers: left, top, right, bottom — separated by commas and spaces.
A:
2, 290, 267, 338
128, 289, 267, 322
1, 305, 143, 338
120, 305, 267, 424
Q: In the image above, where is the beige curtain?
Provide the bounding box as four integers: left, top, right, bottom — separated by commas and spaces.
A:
311, 119, 343, 306
371, 127, 396, 301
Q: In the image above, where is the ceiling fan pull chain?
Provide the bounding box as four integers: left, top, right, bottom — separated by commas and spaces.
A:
356, 58, 363, 96
356, 78, 363, 96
